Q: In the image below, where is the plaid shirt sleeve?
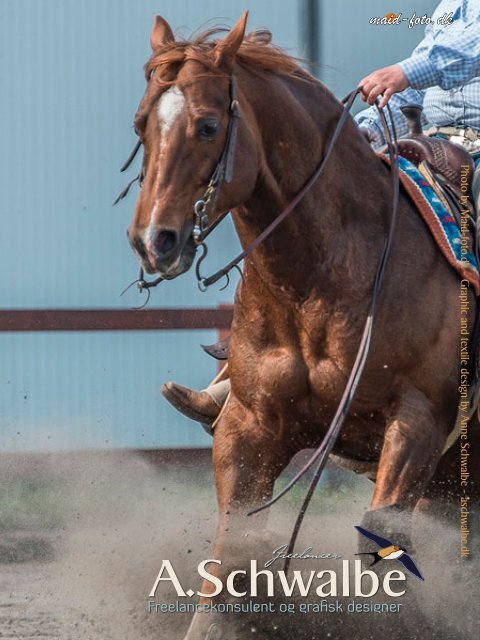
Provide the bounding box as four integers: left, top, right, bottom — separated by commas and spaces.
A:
354, 88, 427, 149
398, 8, 480, 90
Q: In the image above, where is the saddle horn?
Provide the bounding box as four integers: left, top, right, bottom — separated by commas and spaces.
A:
400, 104, 423, 136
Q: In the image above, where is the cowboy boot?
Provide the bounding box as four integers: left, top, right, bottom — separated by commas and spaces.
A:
161, 380, 228, 425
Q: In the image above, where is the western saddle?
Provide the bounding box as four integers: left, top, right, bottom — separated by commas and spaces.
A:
396, 104, 475, 217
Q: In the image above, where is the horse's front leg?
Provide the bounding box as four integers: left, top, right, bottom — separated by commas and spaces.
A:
183, 396, 291, 640
361, 384, 448, 547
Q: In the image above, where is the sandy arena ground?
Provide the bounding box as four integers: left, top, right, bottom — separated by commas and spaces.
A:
0, 450, 477, 640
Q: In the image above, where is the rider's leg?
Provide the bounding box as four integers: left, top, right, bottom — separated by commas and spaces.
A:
161, 366, 231, 425
204, 379, 231, 405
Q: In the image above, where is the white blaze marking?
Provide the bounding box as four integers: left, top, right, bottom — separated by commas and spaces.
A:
157, 86, 185, 143
143, 200, 159, 248
143, 86, 185, 253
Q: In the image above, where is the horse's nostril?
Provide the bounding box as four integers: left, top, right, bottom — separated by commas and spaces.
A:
154, 230, 178, 254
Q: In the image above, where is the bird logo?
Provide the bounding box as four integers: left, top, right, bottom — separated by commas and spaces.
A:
385, 13, 398, 23
355, 525, 424, 581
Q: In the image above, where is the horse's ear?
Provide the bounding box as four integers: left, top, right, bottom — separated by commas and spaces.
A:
150, 15, 175, 51
214, 11, 248, 71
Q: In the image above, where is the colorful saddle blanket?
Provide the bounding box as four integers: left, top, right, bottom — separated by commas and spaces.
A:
381, 155, 479, 295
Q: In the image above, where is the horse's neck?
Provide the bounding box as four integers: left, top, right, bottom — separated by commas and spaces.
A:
232, 71, 390, 303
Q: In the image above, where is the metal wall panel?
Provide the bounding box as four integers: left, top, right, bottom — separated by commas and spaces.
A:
0, 330, 218, 452
317, 0, 439, 109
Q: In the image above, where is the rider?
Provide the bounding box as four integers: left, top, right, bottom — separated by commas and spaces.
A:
162, 0, 480, 428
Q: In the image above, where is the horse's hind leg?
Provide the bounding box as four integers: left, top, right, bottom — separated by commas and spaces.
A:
362, 385, 447, 545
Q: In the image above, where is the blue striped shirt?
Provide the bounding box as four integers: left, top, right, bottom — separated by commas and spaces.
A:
355, 0, 480, 147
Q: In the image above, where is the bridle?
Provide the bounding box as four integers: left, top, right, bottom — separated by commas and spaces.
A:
117, 74, 394, 298
192, 76, 241, 244
116, 73, 242, 303
116, 72, 400, 573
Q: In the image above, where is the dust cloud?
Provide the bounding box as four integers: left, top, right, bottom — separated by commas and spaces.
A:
0, 451, 477, 639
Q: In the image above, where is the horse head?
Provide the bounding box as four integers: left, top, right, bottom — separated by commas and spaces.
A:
127, 13, 260, 280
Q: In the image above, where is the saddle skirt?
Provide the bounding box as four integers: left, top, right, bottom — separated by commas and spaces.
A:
381, 154, 480, 295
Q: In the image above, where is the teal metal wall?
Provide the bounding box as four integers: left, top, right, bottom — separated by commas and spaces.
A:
1, 1, 436, 451
317, 0, 438, 108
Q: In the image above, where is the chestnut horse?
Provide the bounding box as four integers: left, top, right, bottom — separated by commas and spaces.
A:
127, 13, 478, 639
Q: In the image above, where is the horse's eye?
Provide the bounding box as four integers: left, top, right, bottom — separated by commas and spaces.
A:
197, 119, 219, 140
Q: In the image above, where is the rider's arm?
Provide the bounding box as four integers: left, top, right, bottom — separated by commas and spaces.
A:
355, 87, 427, 149
398, 10, 480, 90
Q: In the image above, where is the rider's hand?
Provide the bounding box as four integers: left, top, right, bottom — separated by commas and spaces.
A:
358, 65, 409, 108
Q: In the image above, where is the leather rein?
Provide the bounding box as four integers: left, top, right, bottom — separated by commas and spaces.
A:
117, 79, 396, 299
117, 77, 401, 573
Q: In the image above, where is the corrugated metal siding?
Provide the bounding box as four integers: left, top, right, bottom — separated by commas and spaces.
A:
318, 0, 438, 109
0, 331, 217, 452
0, 0, 301, 451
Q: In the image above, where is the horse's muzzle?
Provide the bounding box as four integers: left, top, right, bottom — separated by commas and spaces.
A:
140, 228, 196, 279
